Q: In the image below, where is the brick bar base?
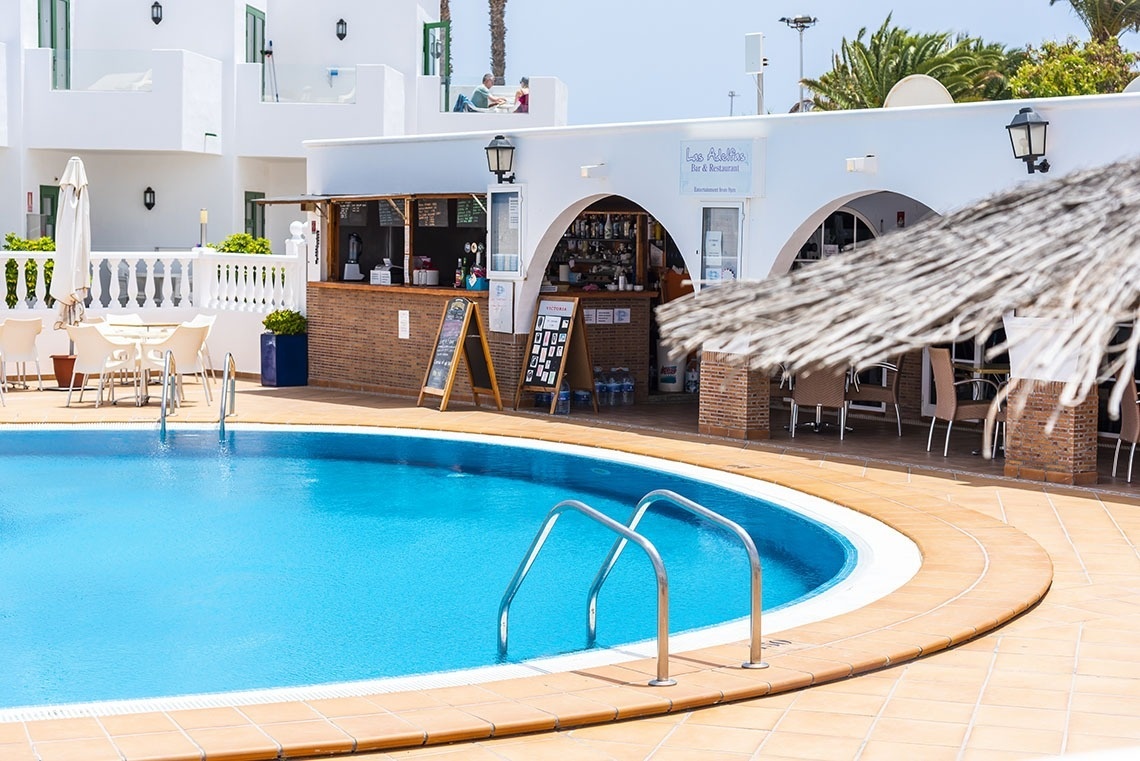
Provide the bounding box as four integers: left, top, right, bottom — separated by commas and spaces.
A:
698, 351, 770, 440
1004, 380, 1099, 485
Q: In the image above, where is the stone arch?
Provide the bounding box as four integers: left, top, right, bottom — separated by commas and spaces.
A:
769, 191, 938, 277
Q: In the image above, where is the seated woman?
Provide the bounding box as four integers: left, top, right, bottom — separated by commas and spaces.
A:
515, 76, 529, 113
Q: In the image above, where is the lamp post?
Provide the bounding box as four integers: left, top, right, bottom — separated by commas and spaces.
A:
779, 14, 817, 112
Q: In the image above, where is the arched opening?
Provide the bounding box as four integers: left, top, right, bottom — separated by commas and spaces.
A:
531, 194, 699, 414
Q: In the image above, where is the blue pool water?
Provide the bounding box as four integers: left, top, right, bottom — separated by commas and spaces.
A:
0, 427, 854, 709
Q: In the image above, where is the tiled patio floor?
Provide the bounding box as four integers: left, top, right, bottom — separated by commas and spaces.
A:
1, 382, 1138, 761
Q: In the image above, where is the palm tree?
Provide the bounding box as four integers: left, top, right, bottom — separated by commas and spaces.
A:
439, 0, 449, 22
801, 15, 1017, 110
489, 0, 508, 85
1050, 0, 1140, 42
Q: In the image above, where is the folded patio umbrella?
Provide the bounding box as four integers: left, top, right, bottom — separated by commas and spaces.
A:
657, 153, 1140, 418
49, 156, 92, 337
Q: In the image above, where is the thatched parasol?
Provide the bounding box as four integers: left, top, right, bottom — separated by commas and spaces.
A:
657, 154, 1140, 418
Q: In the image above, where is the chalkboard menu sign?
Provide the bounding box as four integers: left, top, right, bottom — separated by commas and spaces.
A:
377, 198, 405, 227
514, 296, 598, 413
416, 198, 448, 228
418, 298, 502, 411
456, 197, 487, 228
339, 201, 368, 227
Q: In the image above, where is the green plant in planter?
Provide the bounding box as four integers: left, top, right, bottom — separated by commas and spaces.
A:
211, 233, 272, 254
3, 233, 55, 309
263, 309, 307, 335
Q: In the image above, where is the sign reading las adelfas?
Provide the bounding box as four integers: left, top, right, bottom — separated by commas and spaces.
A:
679, 140, 755, 196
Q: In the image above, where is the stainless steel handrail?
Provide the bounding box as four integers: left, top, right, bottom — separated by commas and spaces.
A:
158, 350, 177, 437
218, 352, 237, 437
498, 499, 676, 687
587, 489, 768, 669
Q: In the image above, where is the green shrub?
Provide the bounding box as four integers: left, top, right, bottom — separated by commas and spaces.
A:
262, 309, 307, 335
3, 233, 55, 309
211, 233, 272, 254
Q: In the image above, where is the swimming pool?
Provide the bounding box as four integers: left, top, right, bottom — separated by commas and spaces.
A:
0, 425, 916, 714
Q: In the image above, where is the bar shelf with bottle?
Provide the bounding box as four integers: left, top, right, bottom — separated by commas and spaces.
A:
550, 210, 651, 291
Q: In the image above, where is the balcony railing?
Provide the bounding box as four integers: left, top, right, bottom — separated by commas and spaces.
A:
58, 49, 156, 91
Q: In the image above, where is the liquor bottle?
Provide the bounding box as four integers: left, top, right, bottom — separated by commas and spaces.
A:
454, 257, 466, 288
603, 214, 613, 240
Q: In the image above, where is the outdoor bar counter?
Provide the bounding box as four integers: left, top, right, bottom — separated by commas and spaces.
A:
307, 282, 658, 404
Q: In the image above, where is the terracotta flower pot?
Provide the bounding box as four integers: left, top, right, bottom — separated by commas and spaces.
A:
50, 354, 86, 389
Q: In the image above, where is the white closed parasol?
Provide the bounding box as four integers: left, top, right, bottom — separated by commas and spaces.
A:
49, 156, 91, 334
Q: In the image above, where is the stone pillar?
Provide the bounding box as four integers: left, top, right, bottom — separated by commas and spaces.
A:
1004, 380, 1099, 485
698, 351, 770, 439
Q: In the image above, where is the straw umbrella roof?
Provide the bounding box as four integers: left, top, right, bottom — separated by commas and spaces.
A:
657, 154, 1140, 415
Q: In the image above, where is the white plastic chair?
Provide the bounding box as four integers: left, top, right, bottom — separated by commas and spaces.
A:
0, 317, 45, 391
65, 323, 139, 407
183, 313, 217, 383
139, 324, 212, 404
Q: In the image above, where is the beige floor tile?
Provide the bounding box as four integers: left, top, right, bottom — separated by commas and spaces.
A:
680, 704, 785, 731
972, 704, 1068, 731
775, 709, 875, 739
31, 737, 125, 761
755, 730, 866, 761
651, 723, 765, 755
867, 716, 967, 747
879, 696, 977, 724
1067, 711, 1140, 740
859, 739, 961, 761
964, 725, 1064, 755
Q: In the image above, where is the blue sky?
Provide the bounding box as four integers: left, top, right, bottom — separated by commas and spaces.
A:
447, 0, 1127, 124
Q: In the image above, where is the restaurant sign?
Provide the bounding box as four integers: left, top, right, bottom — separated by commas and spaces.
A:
679, 140, 754, 196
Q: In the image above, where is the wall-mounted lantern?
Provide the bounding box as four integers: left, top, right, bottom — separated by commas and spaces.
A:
143, 187, 156, 210
485, 135, 516, 184
151, 1, 163, 25
336, 18, 347, 41
1006, 107, 1050, 174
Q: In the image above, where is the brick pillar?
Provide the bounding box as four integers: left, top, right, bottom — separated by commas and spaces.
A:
698, 351, 770, 439
1004, 380, 1098, 485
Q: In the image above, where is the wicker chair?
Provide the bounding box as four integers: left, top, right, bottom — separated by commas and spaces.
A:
790, 366, 849, 440
846, 356, 904, 436
927, 347, 1004, 457
1112, 372, 1140, 482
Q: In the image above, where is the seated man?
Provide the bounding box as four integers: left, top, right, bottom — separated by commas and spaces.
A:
471, 73, 507, 109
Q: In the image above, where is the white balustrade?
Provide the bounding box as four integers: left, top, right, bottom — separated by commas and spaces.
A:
2, 248, 302, 316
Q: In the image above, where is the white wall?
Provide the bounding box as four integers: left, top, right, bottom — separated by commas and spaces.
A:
306, 92, 1140, 333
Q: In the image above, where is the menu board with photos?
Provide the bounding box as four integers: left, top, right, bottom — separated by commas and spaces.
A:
456, 197, 487, 228
514, 297, 598, 413
523, 310, 571, 389
339, 201, 368, 227
416, 198, 448, 228
377, 198, 405, 227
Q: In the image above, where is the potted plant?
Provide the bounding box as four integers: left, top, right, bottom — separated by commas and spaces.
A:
261, 308, 308, 386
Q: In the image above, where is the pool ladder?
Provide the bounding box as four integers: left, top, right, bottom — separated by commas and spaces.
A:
218, 352, 237, 438
158, 350, 178, 437
497, 489, 766, 687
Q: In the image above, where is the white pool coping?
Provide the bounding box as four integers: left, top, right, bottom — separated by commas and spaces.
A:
0, 423, 921, 721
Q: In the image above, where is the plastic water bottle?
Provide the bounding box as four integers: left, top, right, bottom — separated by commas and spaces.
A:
606, 369, 621, 407
621, 368, 634, 405
555, 379, 571, 415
